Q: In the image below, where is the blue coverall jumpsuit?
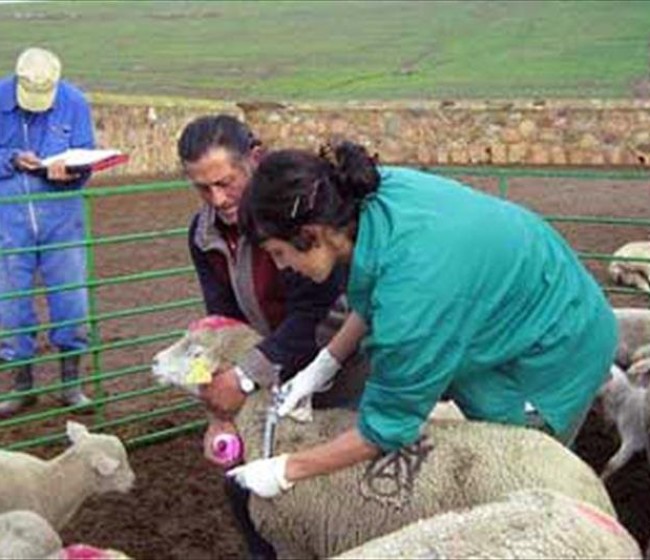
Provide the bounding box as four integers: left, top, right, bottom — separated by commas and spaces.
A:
0, 76, 95, 364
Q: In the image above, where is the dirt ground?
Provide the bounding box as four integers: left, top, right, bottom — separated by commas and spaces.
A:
5, 170, 650, 558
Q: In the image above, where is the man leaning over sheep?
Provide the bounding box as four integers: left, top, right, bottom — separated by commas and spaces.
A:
177, 115, 369, 559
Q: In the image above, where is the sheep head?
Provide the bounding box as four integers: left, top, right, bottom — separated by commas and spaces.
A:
597, 365, 628, 411
151, 316, 261, 393
66, 421, 135, 495
609, 243, 650, 293
613, 308, 650, 367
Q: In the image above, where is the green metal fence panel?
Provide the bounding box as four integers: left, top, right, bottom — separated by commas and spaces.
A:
0, 166, 648, 452
0, 180, 205, 451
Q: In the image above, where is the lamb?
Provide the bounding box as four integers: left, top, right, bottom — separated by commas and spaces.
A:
626, 342, 650, 385
596, 365, 648, 480
595, 312, 650, 481
646, 386, 650, 466
609, 241, 650, 294
153, 316, 616, 559
612, 307, 650, 368
152, 315, 261, 396
0, 510, 61, 560
334, 489, 641, 560
0, 510, 131, 560
0, 421, 135, 531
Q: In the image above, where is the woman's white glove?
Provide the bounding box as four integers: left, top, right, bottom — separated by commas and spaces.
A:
227, 454, 294, 498
278, 348, 341, 420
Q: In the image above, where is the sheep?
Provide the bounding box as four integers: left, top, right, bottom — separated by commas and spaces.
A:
0, 510, 61, 560
597, 365, 648, 480
333, 489, 642, 560
612, 307, 650, 368
609, 241, 650, 294
631, 342, 650, 365
646, 386, 650, 466
153, 316, 616, 560
0, 510, 131, 560
0, 421, 135, 531
151, 315, 261, 396
625, 342, 650, 386
243, 402, 616, 559
594, 313, 650, 481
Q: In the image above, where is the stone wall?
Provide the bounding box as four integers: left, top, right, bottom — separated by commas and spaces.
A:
89, 95, 650, 179
90, 94, 244, 179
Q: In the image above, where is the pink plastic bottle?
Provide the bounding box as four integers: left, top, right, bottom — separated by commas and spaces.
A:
211, 432, 244, 467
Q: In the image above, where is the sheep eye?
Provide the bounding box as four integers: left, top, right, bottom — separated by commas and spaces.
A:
188, 345, 204, 359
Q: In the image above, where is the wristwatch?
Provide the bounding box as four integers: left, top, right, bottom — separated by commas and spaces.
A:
233, 367, 256, 394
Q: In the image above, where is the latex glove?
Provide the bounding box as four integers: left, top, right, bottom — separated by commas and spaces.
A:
286, 396, 314, 423
278, 348, 340, 419
227, 454, 294, 498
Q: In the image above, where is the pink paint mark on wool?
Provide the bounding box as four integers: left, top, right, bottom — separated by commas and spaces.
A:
574, 503, 624, 535
189, 315, 244, 333
60, 544, 110, 560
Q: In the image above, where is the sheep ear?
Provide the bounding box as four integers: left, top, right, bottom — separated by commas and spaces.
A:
91, 453, 120, 477
66, 421, 90, 444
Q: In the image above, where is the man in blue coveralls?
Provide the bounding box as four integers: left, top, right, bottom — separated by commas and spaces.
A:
0, 47, 95, 416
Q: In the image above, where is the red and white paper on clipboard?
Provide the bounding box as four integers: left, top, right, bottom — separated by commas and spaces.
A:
39, 148, 129, 174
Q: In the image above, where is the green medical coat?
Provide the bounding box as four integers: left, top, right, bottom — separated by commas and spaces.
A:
348, 167, 617, 451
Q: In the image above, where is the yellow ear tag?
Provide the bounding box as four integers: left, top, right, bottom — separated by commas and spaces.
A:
186, 356, 213, 385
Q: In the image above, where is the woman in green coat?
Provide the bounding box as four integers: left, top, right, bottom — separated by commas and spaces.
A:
227, 141, 618, 498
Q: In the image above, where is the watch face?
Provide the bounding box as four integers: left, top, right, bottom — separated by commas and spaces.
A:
239, 374, 255, 394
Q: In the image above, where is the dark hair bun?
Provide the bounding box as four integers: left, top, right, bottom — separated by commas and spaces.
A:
320, 141, 380, 204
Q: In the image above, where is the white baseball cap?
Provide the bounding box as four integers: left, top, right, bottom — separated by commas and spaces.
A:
15, 47, 61, 112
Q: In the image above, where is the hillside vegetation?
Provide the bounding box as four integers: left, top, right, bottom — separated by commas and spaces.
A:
0, 1, 648, 100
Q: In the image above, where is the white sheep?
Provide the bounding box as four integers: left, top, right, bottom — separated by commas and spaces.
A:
334, 489, 642, 560
152, 315, 261, 396
243, 402, 616, 559
609, 241, 650, 294
0, 510, 61, 560
626, 343, 650, 386
631, 342, 650, 364
597, 365, 648, 480
153, 316, 616, 560
0, 510, 131, 560
612, 307, 650, 368
0, 421, 135, 531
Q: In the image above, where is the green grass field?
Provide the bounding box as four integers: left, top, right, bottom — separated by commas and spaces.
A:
0, 0, 648, 101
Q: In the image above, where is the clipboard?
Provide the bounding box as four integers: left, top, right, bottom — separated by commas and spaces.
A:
38, 148, 129, 174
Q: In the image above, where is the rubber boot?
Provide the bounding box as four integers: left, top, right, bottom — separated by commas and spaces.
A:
60, 356, 93, 409
0, 364, 37, 418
